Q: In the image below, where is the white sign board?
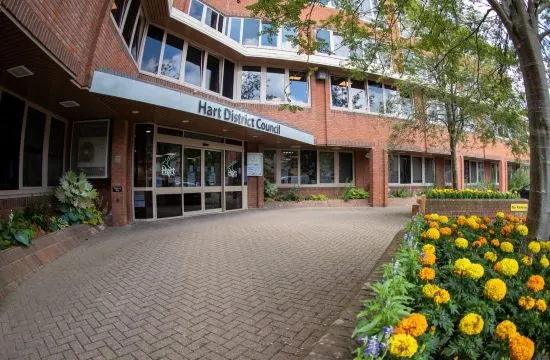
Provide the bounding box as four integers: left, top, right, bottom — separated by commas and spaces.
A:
247, 153, 263, 177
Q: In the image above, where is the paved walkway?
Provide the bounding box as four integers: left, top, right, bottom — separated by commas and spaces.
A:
0, 207, 409, 360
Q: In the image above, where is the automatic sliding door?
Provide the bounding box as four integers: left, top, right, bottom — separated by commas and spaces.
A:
205, 150, 222, 211
183, 148, 202, 212
225, 150, 243, 210
156, 143, 182, 218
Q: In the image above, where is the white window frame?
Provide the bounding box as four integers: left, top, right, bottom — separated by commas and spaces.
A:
464, 159, 484, 184
490, 162, 500, 185
388, 154, 434, 186
0, 87, 68, 195
110, 0, 143, 65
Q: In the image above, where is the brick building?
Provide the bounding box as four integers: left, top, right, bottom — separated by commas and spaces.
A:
0, 0, 526, 226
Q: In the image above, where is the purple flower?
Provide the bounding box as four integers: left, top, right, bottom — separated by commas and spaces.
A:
382, 326, 394, 338
364, 335, 381, 357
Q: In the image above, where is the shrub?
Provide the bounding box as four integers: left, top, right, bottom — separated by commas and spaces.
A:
343, 187, 369, 201
509, 168, 529, 191
391, 188, 414, 198
308, 194, 328, 201
0, 210, 35, 247
55, 171, 103, 226
425, 188, 519, 199
264, 179, 278, 199
279, 187, 304, 201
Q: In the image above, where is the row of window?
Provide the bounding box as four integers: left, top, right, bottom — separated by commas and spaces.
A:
320, 0, 379, 20
263, 149, 354, 186
331, 76, 412, 116
0, 90, 67, 190
111, 0, 146, 61
389, 155, 434, 185
464, 159, 500, 184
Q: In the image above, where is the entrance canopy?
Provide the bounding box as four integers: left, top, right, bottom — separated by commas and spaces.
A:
90, 71, 314, 145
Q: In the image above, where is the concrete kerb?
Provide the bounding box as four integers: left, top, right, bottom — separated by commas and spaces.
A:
303, 228, 406, 360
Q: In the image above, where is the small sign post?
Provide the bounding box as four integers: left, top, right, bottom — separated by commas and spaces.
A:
247, 153, 263, 177
510, 203, 528, 211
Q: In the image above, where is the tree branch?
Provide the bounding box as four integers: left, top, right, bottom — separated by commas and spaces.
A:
487, 0, 514, 29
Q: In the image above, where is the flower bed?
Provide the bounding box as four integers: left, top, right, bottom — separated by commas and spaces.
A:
353, 212, 549, 360
421, 198, 528, 218
425, 189, 520, 199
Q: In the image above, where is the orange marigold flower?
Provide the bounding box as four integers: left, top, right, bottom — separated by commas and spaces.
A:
527, 275, 545, 293
478, 237, 487, 245
472, 241, 482, 248
419, 251, 436, 266
483, 217, 491, 224
489, 229, 495, 235
509, 334, 535, 360
394, 313, 428, 338
439, 227, 452, 236
429, 221, 439, 229
491, 239, 500, 247
418, 267, 435, 281
480, 224, 488, 230
495, 320, 517, 341
457, 216, 466, 226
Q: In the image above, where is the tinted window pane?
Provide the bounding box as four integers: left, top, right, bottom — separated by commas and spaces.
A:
263, 150, 276, 183
230, 18, 242, 42
333, 34, 350, 57
157, 194, 182, 218
339, 152, 353, 183
189, 0, 204, 21
401, 94, 413, 118
23, 107, 46, 187
205, 55, 220, 93
384, 85, 398, 114
399, 155, 411, 184
412, 157, 422, 183
300, 150, 317, 184
205, 8, 218, 29
130, 12, 145, 60
156, 143, 182, 187
184, 45, 203, 86
331, 77, 348, 108
242, 18, 260, 46
280, 151, 298, 184
226, 191, 242, 210
289, 71, 308, 103
47, 118, 66, 186
218, 15, 224, 32
122, 0, 140, 46
266, 68, 285, 101
241, 66, 261, 100
184, 193, 202, 212
111, 0, 127, 26
350, 80, 367, 110
261, 23, 277, 47
0, 92, 25, 190
282, 26, 297, 50
140, 25, 164, 73
205, 150, 221, 186
319, 152, 334, 183
316, 29, 331, 54
134, 124, 154, 187
184, 148, 201, 187
222, 59, 235, 99
161, 34, 184, 79
368, 81, 383, 113
205, 192, 222, 210
389, 155, 399, 183
425, 158, 434, 183
134, 191, 153, 219
225, 151, 242, 186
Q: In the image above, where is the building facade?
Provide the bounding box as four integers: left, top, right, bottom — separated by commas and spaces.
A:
0, 0, 526, 226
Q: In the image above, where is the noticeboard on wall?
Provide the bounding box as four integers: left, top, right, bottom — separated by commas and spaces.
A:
70, 119, 110, 178
246, 153, 263, 177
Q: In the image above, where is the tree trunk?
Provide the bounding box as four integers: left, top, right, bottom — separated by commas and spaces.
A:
505, 8, 550, 239
450, 135, 459, 190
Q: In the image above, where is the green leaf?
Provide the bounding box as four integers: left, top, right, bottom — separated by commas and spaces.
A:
13, 229, 31, 246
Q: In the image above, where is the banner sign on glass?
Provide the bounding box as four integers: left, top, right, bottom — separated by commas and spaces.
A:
247, 153, 263, 177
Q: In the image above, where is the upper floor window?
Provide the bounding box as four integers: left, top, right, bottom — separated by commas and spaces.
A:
426, 100, 447, 124
241, 66, 261, 100
316, 29, 331, 54
261, 23, 277, 47
358, 0, 378, 20
110, 0, 145, 61
188, 0, 225, 33
242, 19, 260, 46
240, 67, 310, 104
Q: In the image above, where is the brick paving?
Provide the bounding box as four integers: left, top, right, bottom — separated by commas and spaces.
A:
0, 207, 409, 360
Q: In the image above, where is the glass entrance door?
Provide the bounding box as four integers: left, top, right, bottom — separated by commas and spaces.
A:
156, 142, 182, 218
204, 150, 222, 211
183, 147, 202, 213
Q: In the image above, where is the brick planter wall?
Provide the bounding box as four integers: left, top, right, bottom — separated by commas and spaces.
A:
0, 224, 105, 300
264, 199, 369, 209
422, 198, 528, 217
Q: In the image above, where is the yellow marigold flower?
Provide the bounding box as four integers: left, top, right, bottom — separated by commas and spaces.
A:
454, 237, 469, 249
491, 239, 500, 248
388, 333, 418, 358
418, 267, 435, 281
526, 275, 545, 293
439, 227, 452, 236
500, 242, 514, 253
528, 241, 541, 254
494, 258, 519, 277
484, 279, 507, 301
458, 313, 484, 335
495, 320, 517, 341
394, 313, 428, 337
453, 258, 472, 276
516, 224, 528, 236
433, 288, 450, 305
425, 228, 440, 240
466, 264, 485, 280
536, 299, 547, 312
540, 255, 549, 268
519, 296, 536, 310
422, 244, 435, 254
422, 284, 439, 298
496, 211, 505, 219
466, 217, 479, 229
439, 215, 449, 224
484, 251, 498, 263
428, 213, 439, 221
522, 256, 533, 266
509, 334, 535, 360
419, 251, 436, 266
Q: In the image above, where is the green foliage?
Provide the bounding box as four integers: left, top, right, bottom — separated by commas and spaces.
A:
279, 186, 304, 201
391, 188, 414, 198
0, 211, 35, 247
425, 188, 519, 199
508, 168, 529, 191
343, 187, 369, 201
264, 179, 279, 199
55, 171, 102, 226
307, 194, 329, 201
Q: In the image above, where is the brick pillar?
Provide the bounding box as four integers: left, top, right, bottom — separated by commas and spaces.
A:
355, 149, 368, 190
246, 143, 264, 208
369, 147, 388, 207
110, 118, 129, 226
435, 157, 445, 188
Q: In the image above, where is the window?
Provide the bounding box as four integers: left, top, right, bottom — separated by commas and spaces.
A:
161, 34, 184, 79
222, 59, 235, 99
263, 150, 276, 183
225, 151, 242, 186
389, 155, 399, 183
240, 66, 261, 100
242, 19, 260, 46
464, 159, 484, 184
339, 153, 353, 183
424, 158, 434, 183
130, 12, 145, 60
134, 124, 154, 188
121, 0, 141, 47
412, 157, 423, 183
281, 151, 299, 184
111, 0, 143, 60
331, 77, 349, 108
316, 29, 331, 54
289, 71, 308, 104
229, 18, 242, 42
389, 155, 434, 185
368, 81, 384, 113
111, 0, 127, 26
140, 25, 164, 74
359, 0, 377, 20
189, 0, 204, 21
399, 156, 411, 184
184, 45, 203, 86
350, 80, 367, 110
319, 152, 335, 183
383, 85, 398, 115
427, 100, 446, 124
281, 27, 297, 50
205, 54, 221, 93
261, 23, 277, 47
491, 162, 499, 184
23, 108, 46, 187
300, 150, 317, 184
205, 8, 219, 29
333, 34, 350, 58
401, 94, 413, 118
0, 92, 25, 190
266, 68, 285, 101
48, 118, 66, 186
